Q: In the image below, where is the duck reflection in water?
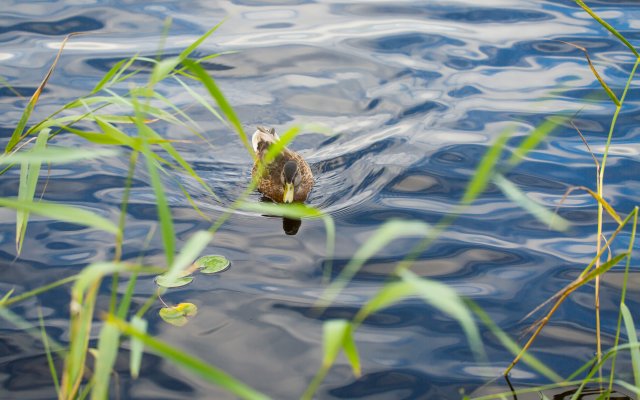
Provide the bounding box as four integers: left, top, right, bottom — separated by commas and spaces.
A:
251, 126, 314, 235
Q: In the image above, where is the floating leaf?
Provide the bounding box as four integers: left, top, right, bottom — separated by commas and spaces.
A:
159, 303, 198, 327
155, 274, 193, 288
195, 255, 230, 274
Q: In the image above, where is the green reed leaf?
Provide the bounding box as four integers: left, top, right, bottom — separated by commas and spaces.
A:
508, 118, 564, 166
322, 320, 350, 368
6, 102, 35, 152
136, 117, 175, 266
38, 308, 60, 395
182, 59, 252, 156
178, 20, 225, 61
107, 316, 270, 400
66, 262, 130, 398
462, 128, 512, 204
95, 116, 138, 148
141, 124, 220, 202
150, 57, 181, 86
174, 75, 225, 124
302, 320, 359, 400
399, 270, 486, 362
130, 316, 147, 379
0, 289, 14, 304
0, 197, 118, 234
582, 252, 628, 283
240, 201, 324, 219
159, 230, 213, 286
580, 186, 623, 225
493, 174, 570, 231
575, 0, 640, 58
91, 58, 128, 94
355, 271, 486, 363
316, 219, 431, 310
91, 323, 120, 400
621, 303, 640, 389
261, 126, 302, 165
467, 300, 563, 382
341, 324, 361, 378
1, 147, 119, 165
16, 129, 48, 255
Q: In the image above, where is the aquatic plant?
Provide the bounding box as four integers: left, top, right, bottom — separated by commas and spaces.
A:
0, 1, 638, 399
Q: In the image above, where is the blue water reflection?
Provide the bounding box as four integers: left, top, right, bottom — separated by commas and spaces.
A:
1, 0, 639, 399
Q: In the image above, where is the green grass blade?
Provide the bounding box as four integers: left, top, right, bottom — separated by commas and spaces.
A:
107, 316, 270, 400
261, 126, 302, 164
95, 117, 138, 148
574, 0, 640, 58
240, 201, 335, 281
160, 230, 213, 286
341, 323, 361, 378
0, 197, 118, 234
0, 307, 65, 351
60, 127, 125, 146
110, 54, 140, 85
462, 128, 512, 204
354, 281, 418, 324
131, 94, 176, 267
316, 219, 432, 310
182, 60, 252, 156
65, 262, 129, 398
16, 129, 48, 254
173, 75, 225, 124
582, 252, 628, 282
150, 57, 181, 86
302, 320, 353, 400
91, 58, 128, 94
0, 147, 119, 165
493, 174, 570, 231
142, 125, 220, 202
399, 270, 486, 362
129, 316, 147, 379
140, 132, 175, 267
322, 320, 349, 368
2, 275, 77, 307
621, 303, 640, 387
1, 289, 14, 304
508, 118, 563, 166
38, 308, 60, 395
239, 202, 324, 219
91, 323, 120, 400
355, 271, 486, 362
467, 300, 563, 382
178, 20, 225, 61
6, 102, 35, 152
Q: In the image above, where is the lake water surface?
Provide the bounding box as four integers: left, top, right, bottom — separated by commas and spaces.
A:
1, 1, 639, 399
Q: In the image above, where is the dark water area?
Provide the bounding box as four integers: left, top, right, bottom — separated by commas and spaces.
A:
1, 1, 640, 399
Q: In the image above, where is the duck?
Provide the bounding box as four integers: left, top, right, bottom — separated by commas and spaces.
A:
251, 126, 314, 203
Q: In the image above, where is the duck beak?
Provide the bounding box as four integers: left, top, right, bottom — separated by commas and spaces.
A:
283, 182, 294, 203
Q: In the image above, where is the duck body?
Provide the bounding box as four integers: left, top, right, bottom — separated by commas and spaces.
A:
251, 126, 314, 203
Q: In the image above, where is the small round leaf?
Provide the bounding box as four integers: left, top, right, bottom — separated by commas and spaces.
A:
155, 274, 193, 288
195, 255, 230, 274
159, 303, 198, 327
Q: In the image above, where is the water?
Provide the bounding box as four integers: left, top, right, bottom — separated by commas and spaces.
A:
1, 1, 639, 399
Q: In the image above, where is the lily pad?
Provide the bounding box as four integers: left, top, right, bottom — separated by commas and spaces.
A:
195, 255, 230, 274
159, 302, 198, 327
155, 274, 193, 288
